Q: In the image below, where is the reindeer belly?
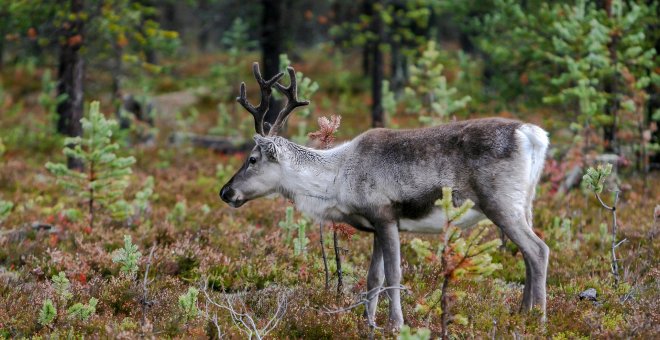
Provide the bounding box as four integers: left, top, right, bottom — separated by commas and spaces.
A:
398, 207, 486, 233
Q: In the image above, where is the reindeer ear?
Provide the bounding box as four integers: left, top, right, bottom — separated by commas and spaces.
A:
253, 135, 279, 161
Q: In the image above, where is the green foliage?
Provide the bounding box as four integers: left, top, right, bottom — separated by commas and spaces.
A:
403, 41, 471, 126
221, 17, 257, 52
412, 188, 501, 324
209, 17, 257, 102
440, 223, 503, 280
67, 298, 97, 321
398, 325, 431, 340
45, 101, 136, 228
293, 218, 310, 257
278, 206, 311, 257
548, 217, 575, 249
0, 137, 5, 158
330, 0, 436, 56
167, 200, 187, 226
2, 0, 179, 87
178, 287, 199, 323
209, 103, 235, 137
52, 271, 73, 302
278, 206, 297, 246
381, 80, 397, 126
38, 299, 57, 327
0, 199, 13, 224
112, 235, 142, 277
472, 0, 658, 149
582, 163, 613, 194
38, 70, 67, 121
132, 176, 155, 217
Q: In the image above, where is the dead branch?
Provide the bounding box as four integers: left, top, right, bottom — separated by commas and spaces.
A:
141, 245, 156, 327
320, 285, 409, 315
201, 282, 290, 340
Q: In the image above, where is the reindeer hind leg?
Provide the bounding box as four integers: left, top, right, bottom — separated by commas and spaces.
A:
483, 203, 549, 318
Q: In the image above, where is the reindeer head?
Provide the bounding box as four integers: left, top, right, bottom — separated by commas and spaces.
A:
220, 63, 309, 207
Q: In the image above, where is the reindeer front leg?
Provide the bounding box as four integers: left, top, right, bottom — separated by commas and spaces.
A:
377, 222, 404, 330
365, 235, 384, 326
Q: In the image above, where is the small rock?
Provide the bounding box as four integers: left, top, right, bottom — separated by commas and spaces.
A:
579, 288, 598, 301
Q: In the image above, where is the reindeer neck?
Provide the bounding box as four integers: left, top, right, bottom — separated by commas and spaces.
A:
276, 140, 349, 221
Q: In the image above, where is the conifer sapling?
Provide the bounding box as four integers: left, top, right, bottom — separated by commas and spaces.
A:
46, 101, 136, 229
38, 299, 57, 327
112, 235, 143, 278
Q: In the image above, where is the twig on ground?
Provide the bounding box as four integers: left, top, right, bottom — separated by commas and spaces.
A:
201, 281, 290, 340
140, 245, 156, 327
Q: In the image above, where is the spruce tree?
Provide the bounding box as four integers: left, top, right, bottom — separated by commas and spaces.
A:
46, 101, 136, 229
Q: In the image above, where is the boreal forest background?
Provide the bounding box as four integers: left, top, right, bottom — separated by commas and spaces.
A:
0, 0, 658, 338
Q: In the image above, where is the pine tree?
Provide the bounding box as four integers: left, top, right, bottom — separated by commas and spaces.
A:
67, 298, 97, 321
411, 187, 501, 337
403, 41, 471, 126
178, 287, 199, 323
112, 235, 142, 278
38, 299, 57, 327
46, 101, 136, 229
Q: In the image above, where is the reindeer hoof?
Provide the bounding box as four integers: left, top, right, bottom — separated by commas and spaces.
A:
387, 317, 404, 332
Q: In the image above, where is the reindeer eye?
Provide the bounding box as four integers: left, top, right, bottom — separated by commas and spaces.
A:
249, 156, 257, 164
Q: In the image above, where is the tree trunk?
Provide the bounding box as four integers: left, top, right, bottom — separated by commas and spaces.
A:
371, 1, 385, 128
601, 1, 619, 152
261, 0, 285, 133
361, 0, 374, 76
56, 0, 85, 170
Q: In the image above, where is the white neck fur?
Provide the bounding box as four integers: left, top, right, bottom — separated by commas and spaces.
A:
275, 141, 349, 222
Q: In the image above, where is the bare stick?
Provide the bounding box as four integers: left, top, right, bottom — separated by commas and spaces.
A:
141, 245, 156, 327
320, 285, 409, 315
320, 223, 330, 290
595, 191, 621, 286
333, 224, 343, 294
201, 281, 289, 340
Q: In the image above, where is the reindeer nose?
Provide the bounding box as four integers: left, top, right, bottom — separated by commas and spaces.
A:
220, 186, 234, 203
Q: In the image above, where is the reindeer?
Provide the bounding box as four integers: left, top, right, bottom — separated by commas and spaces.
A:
220, 63, 550, 330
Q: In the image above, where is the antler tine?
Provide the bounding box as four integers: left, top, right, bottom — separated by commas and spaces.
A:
268, 66, 310, 136
236, 62, 284, 136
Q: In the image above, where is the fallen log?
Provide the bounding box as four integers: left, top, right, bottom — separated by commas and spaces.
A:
169, 132, 254, 154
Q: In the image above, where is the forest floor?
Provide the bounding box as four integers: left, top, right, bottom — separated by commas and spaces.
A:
0, 55, 659, 338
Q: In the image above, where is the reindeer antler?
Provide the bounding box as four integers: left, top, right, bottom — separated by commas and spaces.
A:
268, 66, 310, 136
237, 62, 284, 136
236, 62, 309, 136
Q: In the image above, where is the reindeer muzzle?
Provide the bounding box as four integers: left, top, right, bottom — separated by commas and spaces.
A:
220, 186, 245, 208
